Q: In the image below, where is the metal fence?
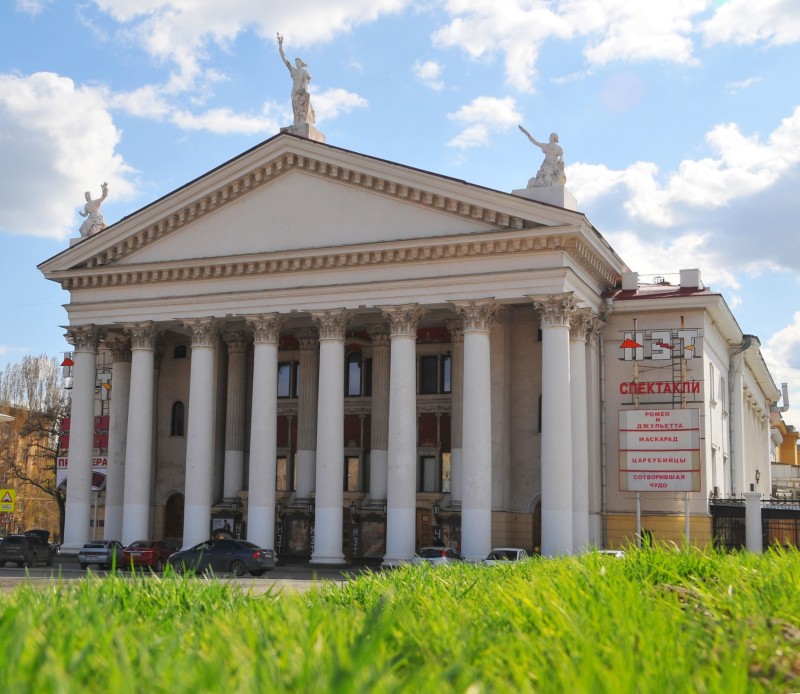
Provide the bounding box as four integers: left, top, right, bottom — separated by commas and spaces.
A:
709, 498, 800, 550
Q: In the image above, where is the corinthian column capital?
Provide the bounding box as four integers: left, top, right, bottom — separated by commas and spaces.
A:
381, 304, 425, 337
183, 317, 219, 347
569, 308, 595, 341
366, 324, 390, 346
451, 299, 500, 332
123, 321, 160, 350
530, 292, 577, 328
310, 309, 350, 340
105, 337, 132, 363
65, 324, 101, 352
245, 313, 283, 344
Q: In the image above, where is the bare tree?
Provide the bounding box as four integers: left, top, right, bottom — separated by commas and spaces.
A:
0, 355, 70, 540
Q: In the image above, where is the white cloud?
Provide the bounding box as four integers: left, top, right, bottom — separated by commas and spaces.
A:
701, 0, 800, 46
15, 0, 52, 14
92, 0, 411, 93
433, 1, 706, 92
171, 107, 277, 135
311, 88, 369, 122
602, 229, 741, 291
725, 77, 761, 95
568, 106, 800, 227
447, 96, 521, 148
0, 72, 136, 240
762, 311, 800, 424
413, 60, 444, 91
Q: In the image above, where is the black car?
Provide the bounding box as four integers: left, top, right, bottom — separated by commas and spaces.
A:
0, 533, 55, 568
168, 538, 276, 577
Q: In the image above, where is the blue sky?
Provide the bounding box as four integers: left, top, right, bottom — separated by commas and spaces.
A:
1, 0, 799, 425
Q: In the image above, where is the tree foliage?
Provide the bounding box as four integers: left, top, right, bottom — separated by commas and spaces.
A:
0, 354, 70, 539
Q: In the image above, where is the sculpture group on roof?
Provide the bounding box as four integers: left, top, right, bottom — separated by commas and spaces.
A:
78, 182, 108, 237
519, 125, 566, 188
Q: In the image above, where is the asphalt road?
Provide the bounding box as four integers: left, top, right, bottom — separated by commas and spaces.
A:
0, 555, 378, 595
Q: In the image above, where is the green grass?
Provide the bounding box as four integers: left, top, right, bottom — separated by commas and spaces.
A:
1, 547, 799, 692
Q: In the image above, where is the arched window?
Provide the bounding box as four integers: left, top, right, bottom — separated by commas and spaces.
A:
171, 401, 185, 437
174, 345, 187, 359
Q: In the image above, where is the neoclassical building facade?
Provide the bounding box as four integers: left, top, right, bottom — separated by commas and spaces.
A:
40, 133, 781, 561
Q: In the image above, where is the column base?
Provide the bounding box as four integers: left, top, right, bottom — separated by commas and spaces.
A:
309, 554, 346, 566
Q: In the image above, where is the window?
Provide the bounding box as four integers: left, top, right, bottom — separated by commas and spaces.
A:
174, 345, 187, 359
344, 456, 363, 492
441, 452, 451, 493
418, 454, 439, 492
719, 376, 727, 413
709, 363, 716, 404
170, 401, 185, 437
419, 355, 452, 394
345, 353, 372, 397
277, 361, 300, 398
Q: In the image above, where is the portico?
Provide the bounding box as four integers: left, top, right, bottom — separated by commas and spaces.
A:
42, 133, 625, 559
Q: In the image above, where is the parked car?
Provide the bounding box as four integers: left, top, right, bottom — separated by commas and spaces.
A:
78, 540, 124, 570
411, 546, 464, 566
121, 540, 178, 571
593, 549, 625, 558
168, 538, 276, 577
0, 533, 55, 567
483, 547, 529, 565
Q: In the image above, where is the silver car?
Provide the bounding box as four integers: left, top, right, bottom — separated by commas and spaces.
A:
412, 547, 464, 566
78, 540, 124, 569
483, 547, 530, 565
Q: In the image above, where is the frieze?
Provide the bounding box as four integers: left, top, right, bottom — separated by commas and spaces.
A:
58, 227, 619, 293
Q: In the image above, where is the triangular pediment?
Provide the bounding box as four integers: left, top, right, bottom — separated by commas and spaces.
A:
40, 134, 584, 275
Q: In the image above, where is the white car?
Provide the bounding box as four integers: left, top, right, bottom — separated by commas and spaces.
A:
412, 547, 464, 566
483, 547, 529, 565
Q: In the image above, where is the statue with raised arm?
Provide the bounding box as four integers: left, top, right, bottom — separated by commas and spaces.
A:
277, 33, 315, 127
78, 182, 108, 237
519, 125, 566, 187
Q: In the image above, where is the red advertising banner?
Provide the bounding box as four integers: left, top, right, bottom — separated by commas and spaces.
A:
58, 416, 110, 452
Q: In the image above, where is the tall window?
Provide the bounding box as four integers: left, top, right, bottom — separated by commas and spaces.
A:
277, 361, 300, 398
170, 401, 185, 437
419, 355, 452, 394
345, 353, 372, 397
418, 455, 438, 492
173, 345, 187, 359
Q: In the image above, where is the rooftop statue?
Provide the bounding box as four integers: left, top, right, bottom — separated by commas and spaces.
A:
519, 125, 566, 188
277, 33, 315, 128
78, 182, 108, 237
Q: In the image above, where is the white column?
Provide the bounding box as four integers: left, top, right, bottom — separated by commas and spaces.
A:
367, 325, 390, 503
104, 338, 130, 542
120, 322, 159, 545
182, 318, 218, 549
245, 314, 282, 549
533, 293, 576, 556
454, 300, 498, 562
744, 491, 763, 552
223, 331, 248, 499
570, 309, 591, 553
729, 348, 746, 496
310, 309, 350, 565
445, 320, 464, 503
62, 325, 100, 553
382, 305, 424, 566
585, 319, 604, 547
294, 329, 319, 499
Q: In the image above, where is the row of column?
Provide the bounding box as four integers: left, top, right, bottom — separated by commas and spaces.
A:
63, 293, 599, 558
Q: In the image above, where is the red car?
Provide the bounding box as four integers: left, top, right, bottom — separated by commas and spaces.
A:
121, 540, 177, 571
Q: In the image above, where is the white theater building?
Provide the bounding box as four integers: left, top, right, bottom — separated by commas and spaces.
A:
40, 129, 782, 561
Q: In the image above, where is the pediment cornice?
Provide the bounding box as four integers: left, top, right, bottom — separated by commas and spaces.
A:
48, 224, 620, 291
